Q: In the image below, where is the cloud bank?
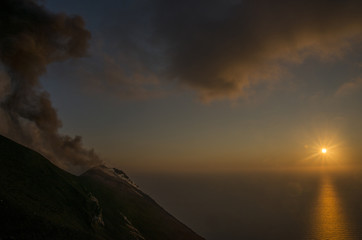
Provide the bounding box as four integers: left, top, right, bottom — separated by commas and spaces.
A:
1, 0, 362, 172
99, 0, 362, 100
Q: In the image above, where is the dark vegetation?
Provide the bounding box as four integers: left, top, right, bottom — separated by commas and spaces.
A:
0, 135, 204, 240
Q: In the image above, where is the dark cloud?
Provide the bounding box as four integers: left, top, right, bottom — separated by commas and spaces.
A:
101, 0, 362, 100
0, 0, 100, 174
1, 0, 361, 172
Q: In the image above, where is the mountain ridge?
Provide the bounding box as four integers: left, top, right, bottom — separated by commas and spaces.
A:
0, 134, 205, 240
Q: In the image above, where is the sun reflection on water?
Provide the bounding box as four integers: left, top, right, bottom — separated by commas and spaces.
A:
309, 175, 355, 240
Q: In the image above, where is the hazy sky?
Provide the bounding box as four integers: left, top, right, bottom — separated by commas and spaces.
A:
5, 0, 362, 174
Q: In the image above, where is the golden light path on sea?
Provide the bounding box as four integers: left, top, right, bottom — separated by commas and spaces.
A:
309, 175, 355, 240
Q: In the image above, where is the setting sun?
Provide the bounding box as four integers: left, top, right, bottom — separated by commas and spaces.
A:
2, 1, 362, 240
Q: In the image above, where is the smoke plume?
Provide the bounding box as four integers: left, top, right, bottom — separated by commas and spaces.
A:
0, 0, 101, 174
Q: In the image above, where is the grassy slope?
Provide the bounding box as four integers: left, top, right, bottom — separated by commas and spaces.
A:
80, 167, 205, 240
0, 135, 205, 240
0, 135, 112, 239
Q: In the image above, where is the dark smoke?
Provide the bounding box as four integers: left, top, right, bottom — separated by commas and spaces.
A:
0, 0, 101, 174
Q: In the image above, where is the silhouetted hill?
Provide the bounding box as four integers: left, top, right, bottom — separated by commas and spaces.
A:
0, 135, 205, 240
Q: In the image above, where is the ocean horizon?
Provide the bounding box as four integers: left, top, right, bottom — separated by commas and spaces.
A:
133, 168, 362, 240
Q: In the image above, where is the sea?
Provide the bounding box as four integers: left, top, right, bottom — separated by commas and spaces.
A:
133, 168, 362, 240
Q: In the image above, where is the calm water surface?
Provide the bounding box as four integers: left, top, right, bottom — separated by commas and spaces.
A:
133, 169, 362, 240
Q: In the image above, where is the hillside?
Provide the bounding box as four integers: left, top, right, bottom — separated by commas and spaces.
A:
0, 135, 205, 240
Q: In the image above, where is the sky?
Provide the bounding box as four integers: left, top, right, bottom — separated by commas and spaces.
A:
1, 0, 362, 174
